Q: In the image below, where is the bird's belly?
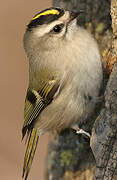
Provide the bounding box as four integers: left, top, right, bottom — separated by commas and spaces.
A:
35, 90, 87, 134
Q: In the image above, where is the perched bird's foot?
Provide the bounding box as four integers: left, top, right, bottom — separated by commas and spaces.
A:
76, 128, 90, 138
71, 125, 90, 138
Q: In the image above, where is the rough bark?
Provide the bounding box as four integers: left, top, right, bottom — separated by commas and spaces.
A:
46, 0, 117, 180
91, 0, 117, 180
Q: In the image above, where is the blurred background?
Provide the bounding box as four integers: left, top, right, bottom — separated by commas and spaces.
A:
0, 0, 52, 179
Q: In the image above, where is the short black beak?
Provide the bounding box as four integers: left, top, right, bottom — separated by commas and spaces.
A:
70, 10, 84, 21
66, 10, 84, 27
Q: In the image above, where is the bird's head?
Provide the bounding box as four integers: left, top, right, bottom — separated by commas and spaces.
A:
23, 7, 81, 57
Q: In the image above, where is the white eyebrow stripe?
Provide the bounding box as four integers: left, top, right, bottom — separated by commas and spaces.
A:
33, 11, 69, 38
33, 20, 64, 37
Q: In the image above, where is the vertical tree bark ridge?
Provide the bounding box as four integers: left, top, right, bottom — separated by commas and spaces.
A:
111, 0, 117, 57
91, 0, 117, 179
91, 61, 117, 180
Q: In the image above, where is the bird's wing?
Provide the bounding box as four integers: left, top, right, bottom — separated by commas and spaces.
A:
22, 89, 45, 139
22, 128, 39, 180
22, 79, 60, 138
22, 79, 60, 180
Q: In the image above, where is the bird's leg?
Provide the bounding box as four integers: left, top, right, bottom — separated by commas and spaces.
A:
71, 124, 91, 138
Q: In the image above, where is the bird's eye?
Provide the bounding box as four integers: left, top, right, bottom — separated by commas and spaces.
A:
53, 24, 64, 33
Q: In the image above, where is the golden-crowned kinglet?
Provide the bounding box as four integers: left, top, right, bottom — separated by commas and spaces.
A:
22, 7, 103, 180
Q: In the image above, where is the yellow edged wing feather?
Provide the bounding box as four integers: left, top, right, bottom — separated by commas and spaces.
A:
22, 89, 45, 139
22, 128, 39, 180
22, 79, 60, 179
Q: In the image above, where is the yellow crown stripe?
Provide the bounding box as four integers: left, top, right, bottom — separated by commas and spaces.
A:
32, 9, 59, 21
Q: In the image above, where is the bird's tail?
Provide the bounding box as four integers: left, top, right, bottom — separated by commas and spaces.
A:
22, 128, 39, 180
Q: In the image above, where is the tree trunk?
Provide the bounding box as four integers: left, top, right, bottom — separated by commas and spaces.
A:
91, 0, 117, 180
46, 0, 117, 180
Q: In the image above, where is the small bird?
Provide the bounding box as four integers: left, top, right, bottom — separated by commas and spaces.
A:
22, 7, 103, 180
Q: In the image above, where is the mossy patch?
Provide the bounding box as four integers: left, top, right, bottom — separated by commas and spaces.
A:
60, 150, 73, 166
